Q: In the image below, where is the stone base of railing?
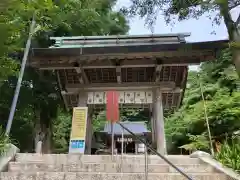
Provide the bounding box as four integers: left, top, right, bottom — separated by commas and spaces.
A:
190, 150, 240, 180
0, 144, 19, 172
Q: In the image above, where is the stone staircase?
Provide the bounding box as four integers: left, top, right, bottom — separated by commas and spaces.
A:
0, 153, 229, 180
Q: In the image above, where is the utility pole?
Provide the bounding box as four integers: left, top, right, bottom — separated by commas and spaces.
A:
5, 16, 36, 135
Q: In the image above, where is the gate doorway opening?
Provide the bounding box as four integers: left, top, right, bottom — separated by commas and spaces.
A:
115, 141, 136, 154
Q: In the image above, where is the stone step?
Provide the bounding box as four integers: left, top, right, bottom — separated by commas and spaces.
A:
8, 162, 217, 173
15, 154, 201, 164
0, 172, 227, 180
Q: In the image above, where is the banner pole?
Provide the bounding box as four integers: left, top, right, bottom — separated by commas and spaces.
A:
111, 121, 114, 159
121, 125, 124, 179
121, 126, 124, 156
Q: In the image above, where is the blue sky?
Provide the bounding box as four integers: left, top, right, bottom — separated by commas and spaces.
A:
115, 0, 239, 71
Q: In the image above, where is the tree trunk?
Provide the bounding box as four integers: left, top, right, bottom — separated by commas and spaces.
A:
40, 110, 52, 154
232, 30, 240, 76
219, 3, 240, 76
41, 126, 52, 154
34, 108, 52, 154
34, 109, 42, 153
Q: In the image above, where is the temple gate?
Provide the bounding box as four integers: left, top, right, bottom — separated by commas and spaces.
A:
29, 33, 227, 154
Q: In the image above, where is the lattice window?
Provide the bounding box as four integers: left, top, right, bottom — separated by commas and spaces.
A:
122, 67, 154, 82
65, 69, 79, 84
85, 68, 117, 83
161, 67, 170, 81
173, 93, 180, 107
65, 94, 79, 107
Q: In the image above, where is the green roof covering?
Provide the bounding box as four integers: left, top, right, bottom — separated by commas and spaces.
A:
49, 33, 191, 48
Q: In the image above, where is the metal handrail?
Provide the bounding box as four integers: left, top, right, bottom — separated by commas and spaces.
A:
117, 122, 193, 180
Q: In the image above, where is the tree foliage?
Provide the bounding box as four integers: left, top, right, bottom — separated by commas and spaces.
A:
215, 139, 240, 172
122, 0, 240, 75
165, 49, 240, 154
123, 0, 239, 37
0, 126, 11, 155
52, 111, 72, 153
0, 0, 129, 152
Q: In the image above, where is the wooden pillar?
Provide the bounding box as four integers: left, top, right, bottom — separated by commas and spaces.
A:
150, 105, 156, 147
153, 88, 167, 154
85, 110, 93, 154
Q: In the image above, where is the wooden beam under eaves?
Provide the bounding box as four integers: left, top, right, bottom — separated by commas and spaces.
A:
111, 59, 122, 84
155, 65, 162, 82
75, 67, 89, 84
116, 66, 121, 83
65, 81, 177, 92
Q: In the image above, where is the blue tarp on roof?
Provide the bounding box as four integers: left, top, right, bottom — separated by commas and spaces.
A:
103, 122, 150, 135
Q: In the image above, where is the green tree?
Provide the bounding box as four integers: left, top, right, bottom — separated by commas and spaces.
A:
215, 139, 240, 172
0, 0, 21, 83
123, 0, 240, 75
0, 0, 129, 153
52, 111, 72, 153
165, 49, 240, 154
0, 126, 11, 155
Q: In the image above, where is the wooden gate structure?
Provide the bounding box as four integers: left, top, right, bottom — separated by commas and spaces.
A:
29, 33, 227, 154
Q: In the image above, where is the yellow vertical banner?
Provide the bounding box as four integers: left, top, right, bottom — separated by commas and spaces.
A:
69, 107, 88, 153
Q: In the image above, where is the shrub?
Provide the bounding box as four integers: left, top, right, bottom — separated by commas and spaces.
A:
0, 126, 10, 156
215, 140, 240, 173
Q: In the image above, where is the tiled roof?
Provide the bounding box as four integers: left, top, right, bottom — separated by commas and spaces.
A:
103, 121, 150, 135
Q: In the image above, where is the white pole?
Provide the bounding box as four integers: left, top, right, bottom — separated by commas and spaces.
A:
5, 15, 36, 135
111, 122, 114, 159
121, 127, 124, 155
144, 134, 148, 180
121, 126, 124, 175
